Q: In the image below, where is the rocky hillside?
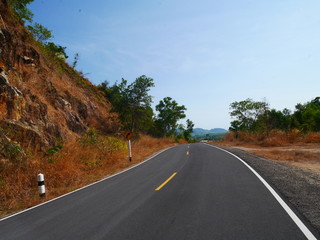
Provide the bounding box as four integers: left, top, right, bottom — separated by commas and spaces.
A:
0, 0, 119, 153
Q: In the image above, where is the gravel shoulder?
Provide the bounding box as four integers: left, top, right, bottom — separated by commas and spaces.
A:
212, 144, 320, 237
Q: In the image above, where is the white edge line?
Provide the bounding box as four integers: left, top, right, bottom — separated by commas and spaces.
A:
206, 144, 317, 240
0, 146, 175, 222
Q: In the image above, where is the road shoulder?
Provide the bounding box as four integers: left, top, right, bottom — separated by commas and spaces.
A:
210, 144, 320, 237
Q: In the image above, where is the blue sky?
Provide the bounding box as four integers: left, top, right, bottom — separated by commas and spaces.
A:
29, 0, 320, 129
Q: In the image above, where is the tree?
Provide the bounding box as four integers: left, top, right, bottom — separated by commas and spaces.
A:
292, 97, 320, 132
27, 23, 53, 43
229, 98, 269, 132
8, 0, 34, 23
155, 97, 187, 137
183, 119, 194, 141
102, 76, 155, 133
264, 108, 292, 131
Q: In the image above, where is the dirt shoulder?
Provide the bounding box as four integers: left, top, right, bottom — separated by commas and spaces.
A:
210, 144, 320, 236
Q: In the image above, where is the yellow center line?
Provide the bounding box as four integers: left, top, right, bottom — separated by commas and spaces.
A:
155, 172, 177, 191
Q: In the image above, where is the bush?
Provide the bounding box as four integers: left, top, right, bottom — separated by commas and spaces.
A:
46, 144, 63, 157
0, 136, 25, 165
44, 42, 68, 60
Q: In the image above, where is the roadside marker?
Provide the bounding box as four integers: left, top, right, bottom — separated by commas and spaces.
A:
0, 146, 175, 222
37, 173, 45, 197
128, 139, 132, 162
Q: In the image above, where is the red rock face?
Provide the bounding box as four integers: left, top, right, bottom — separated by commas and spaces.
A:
0, 2, 120, 152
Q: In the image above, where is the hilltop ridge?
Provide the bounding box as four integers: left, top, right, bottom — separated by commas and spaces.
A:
192, 128, 228, 135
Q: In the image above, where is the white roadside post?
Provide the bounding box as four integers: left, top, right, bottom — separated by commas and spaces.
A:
37, 173, 45, 197
128, 139, 132, 162
124, 131, 133, 162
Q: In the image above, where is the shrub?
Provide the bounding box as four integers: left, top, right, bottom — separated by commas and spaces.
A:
46, 144, 63, 157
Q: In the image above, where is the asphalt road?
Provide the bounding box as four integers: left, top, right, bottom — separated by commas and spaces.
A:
0, 143, 317, 239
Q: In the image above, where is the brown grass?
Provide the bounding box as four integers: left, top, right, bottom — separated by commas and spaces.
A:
0, 135, 176, 218
214, 130, 320, 174
219, 130, 320, 147
251, 149, 319, 163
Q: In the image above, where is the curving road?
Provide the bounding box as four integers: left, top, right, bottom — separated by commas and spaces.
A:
0, 143, 317, 239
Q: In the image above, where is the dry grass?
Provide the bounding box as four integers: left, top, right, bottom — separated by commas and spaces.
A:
214, 130, 320, 174
251, 149, 319, 163
0, 134, 176, 218
219, 130, 320, 147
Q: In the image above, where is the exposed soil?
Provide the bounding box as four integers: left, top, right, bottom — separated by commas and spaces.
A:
210, 144, 320, 237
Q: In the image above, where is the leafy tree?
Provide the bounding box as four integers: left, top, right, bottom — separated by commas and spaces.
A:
183, 119, 194, 141
27, 23, 53, 43
101, 76, 155, 133
44, 42, 68, 60
292, 97, 320, 132
8, 0, 34, 23
155, 97, 187, 137
229, 97, 320, 134
229, 98, 269, 132
264, 108, 292, 131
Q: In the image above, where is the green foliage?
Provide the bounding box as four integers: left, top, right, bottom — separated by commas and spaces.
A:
98, 76, 193, 139
81, 129, 99, 145
155, 97, 187, 137
27, 23, 53, 43
99, 75, 155, 133
79, 129, 126, 153
0, 136, 24, 165
182, 119, 194, 141
8, 0, 34, 23
292, 97, 320, 132
44, 42, 68, 60
106, 136, 127, 153
229, 98, 269, 132
46, 144, 63, 157
229, 97, 320, 134
264, 108, 292, 131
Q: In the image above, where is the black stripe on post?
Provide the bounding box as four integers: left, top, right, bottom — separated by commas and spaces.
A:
38, 181, 44, 186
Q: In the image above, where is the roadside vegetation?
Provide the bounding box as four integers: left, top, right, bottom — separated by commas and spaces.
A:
0, 132, 179, 217
98, 77, 194, 141
215, 97, 320, 170
228, 97, 320, 134
0, 1, 193, 218
221, 96, 320, 146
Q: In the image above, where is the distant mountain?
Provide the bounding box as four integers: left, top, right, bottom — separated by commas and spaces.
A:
192, 128, 228, 136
